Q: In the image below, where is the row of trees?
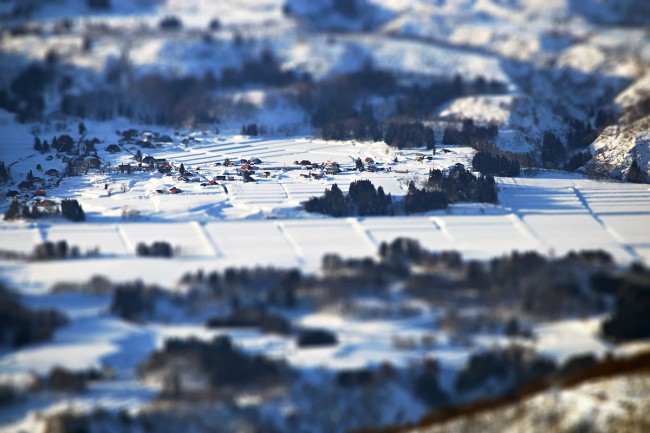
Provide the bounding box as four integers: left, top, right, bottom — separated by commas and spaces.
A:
137, 336, 288, 395
303, 180, 392, 217
384, 122, 436, 150
135, 241, 174, 258
427, 165, 497, 203
0, 284, 67, 348
403, 183, 448, 214
472, 151, 521, 177
304, 168, 497, 217
4, 199, 85, 222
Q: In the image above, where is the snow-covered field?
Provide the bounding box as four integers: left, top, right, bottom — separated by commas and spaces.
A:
1, 159, 649, 282
1, 0, 649, 432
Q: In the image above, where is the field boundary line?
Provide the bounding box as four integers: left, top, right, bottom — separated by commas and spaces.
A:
349, 218, 381, 256
195, 221, 222, 258
572, 187, 641, 262
116, 224, 134, 255
275, 221, 305, 267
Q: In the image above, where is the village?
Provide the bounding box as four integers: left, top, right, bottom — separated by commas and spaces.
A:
2, 126, 456, 223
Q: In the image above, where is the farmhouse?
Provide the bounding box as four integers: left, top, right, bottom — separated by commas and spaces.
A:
142, 156, 156, 168
326, 167, 339, 175
33, 199, 58, 215
18, 180, 34, 190
158, 162, 172, 174
86, 157, 101, 169
106, 144, 121, 153
118, 164, 133, 174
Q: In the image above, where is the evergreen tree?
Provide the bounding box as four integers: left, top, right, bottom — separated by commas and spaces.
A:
3, 199, 20, 220
0, 161, 9, 184
33, 137, 42, 153
541, 132, 565, 167
60, 199, 85, 222
627, 159, 645, 183
442, 126, 459, 145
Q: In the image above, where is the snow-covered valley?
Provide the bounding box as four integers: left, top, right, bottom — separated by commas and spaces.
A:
0, 1, 649, 433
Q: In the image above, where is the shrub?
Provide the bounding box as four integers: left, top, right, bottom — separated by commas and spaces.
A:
138, 336, 287, 393
0, 284, 67, 347
32, 240, 81, 261
206, 309, 292, 335
336, 368, 374, 387
0, 161, 10, 184
46, 367, 87, 393
455, 346, 556, 394
414, 360, 449, 408
86, 0, 110, 10
110, 281, 158, 322
0, 384, 17, 407
602, 279, 650, 341
241, 123, 258, 136
159, 16, 182, 30
136, 241, 173, 258
558, 353, 597, 379
296, 329, 338, 348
